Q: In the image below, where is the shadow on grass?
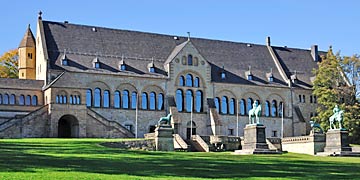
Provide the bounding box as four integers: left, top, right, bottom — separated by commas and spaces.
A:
0, 140, 359, 179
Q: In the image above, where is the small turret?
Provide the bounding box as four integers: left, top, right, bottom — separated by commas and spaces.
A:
18, 25, 36, 79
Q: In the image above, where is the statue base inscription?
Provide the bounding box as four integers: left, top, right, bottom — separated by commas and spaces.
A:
233, 124, 280, 155
155, 125, 174, 151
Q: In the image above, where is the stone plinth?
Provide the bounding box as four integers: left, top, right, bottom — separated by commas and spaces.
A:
154, 125, 174, 151
324, 129, 351, 153
233, 124, 280, 154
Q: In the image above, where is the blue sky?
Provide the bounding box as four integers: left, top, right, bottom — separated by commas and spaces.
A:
1, 0, 359, 56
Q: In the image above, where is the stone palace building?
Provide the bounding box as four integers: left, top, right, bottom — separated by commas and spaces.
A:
0, 13, 323, 139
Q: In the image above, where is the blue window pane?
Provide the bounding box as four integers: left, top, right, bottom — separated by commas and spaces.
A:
149, 67, 155, 73
149, 92, 156, 110
221, 96, 228, 114
214, 98, 220, 113
239, 99, 246, 115
103, 90, 110, 108
10, 94, 15, 105
176, 90, 183, 112
3, 94, 9, 104
60, 96, 63, 104
19, 95, 25, 105
77, 96, 81, 104
157, 93, 164, 110
120, 64, 126, 70
186, 90, 193, 112
62, 59, 68, 66
179, 76, 185, 86
265, 101, 270, 117
247, 98, 253, 115
94, 88, 101, 107
32, 95, 38, 106
194, 77, 200, 87
188, 55, 193, 65
186, 74, 193, 87
63, 96, 67, 104
95, 62, 100, 69
114, 91, 120, 108
142, 93, 148, 110
122, 90, 129, 109
25, 95, 31, 105
195, 90, 202, 112
229, 98, 235, 115
271, 100, 277, 117
247, 75, 253, 80
0, 94, 2, 105
86, 89, 92, 107
278, 102, 283, 117
131, 92, 137, 109
221, 72, 226, 79
69, 95, 73, 104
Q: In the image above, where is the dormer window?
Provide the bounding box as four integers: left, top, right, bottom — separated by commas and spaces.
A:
92, 57, 100, 69
61, 50, 68, 66
267, 69, 274, 82
247, 74, 253, 80
269, 76, 274, 82
188, 55, 193, 65
221, 72, 226, 79
120, 64, 126, 70
149, 67, 155, 73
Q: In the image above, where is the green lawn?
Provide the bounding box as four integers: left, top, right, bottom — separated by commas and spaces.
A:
0, 139, 359, 180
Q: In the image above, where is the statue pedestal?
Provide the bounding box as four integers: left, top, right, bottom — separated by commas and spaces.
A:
233, 124, 280, 154
317, 129, 360, 156
155, 125, 174, 151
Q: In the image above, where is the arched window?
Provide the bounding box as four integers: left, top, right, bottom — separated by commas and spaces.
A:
195, 90, 203, 112
122, 90, 129, 109
86, 89, 92, 107
158, 93, 164, 110
73, 95, 77, 105
149, 92, 156, 110
176, 89, 183, 112
3, 94, 9, 104
188, 54, 193, 65
10, 94, 15, 105
25, 95, 31, 105
194, 77, 200, 87
69, 95, 73, 104
229, 98, 235, 115
114, 91, 121, 108
247, 98, 253, 115
265, 101, 270, 117
271, 100, 277, 117
142, 92, 148, 110
186, 74, 193, 87
103, 90, 110, 108
179, 76, 185, 86
239, 99, 246, 115
76, 96, 81, 104
63, 96, 67, 104
214, 97, 220, 113
0, 94, 2, 105
94, 88, 101, 107
131, 92, 137, 109
221, 96, 228, 114
56, 95, 59, 104
278, 102, 283, 117
19, 95, 25, 105
32, 95, 38, 106
59, 95, 64, 104
185, 90, 193, 112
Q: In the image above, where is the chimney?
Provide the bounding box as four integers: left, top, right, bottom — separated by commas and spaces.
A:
266, 36, 271, 46
311, 45, 319, 62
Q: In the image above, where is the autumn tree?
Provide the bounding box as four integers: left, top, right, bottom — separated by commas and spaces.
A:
313, 47, 360, 143
0, 49, 18, 78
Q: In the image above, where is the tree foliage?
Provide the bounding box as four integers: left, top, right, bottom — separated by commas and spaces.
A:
0, 49, 18, 78
313, 47, 360, 143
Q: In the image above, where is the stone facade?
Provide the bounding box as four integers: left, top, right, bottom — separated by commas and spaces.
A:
0, 15, 322, 141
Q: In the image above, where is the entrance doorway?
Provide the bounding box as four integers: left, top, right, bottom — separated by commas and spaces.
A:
58, 115, 79, 138
186, 121, 197, 139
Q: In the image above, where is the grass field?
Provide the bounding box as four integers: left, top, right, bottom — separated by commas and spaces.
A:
0, 139, 359, 180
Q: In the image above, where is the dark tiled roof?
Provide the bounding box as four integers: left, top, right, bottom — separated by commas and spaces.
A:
0, 78, 44, 90
19, 26, 35, 48
42, 20, 317, 87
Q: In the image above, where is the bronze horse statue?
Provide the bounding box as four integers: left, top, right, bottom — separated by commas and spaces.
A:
158, 113, 172, 125
248, 101, 262, 124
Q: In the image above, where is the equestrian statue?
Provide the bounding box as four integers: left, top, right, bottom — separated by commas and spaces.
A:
248, 101, 262, 124
158, 113, 172, 126
329, 105, 344, 130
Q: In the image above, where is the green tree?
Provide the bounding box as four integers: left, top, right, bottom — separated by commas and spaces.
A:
0, 49, 18, 78
313, 47, 360, 143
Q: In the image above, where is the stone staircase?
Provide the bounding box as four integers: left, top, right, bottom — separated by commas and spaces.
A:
173, 134, 189, 151
87, 108, 135, 138
189, 135, 213, 152
0, 105, 49, 138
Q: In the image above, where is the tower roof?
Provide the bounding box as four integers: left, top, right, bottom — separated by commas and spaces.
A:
19, 25, 35, 48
